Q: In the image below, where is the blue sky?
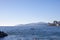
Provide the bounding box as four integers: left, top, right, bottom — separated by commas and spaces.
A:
0, 0, 60, 26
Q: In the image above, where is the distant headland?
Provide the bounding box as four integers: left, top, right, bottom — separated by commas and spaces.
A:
48, 21, 60, 26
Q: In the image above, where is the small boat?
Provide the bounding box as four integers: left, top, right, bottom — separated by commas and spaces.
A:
0, 31, 8, 38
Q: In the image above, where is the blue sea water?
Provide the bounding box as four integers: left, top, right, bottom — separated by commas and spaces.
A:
0, 25, 60, 40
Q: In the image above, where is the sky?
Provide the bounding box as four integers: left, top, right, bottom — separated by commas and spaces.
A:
0, 0, 60, 26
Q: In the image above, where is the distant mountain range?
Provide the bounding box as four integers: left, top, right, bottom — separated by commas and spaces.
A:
15, 22, 48, 26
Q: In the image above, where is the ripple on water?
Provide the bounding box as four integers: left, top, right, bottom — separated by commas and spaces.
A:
0, 35, 60, 40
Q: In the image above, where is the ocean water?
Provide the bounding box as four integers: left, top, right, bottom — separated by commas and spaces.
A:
0, 26, 60, 40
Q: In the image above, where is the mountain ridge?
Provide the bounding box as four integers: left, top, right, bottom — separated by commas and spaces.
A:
15, 22, 48, 26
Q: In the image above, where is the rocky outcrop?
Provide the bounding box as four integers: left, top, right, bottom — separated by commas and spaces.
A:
48, 21, 60, 26
0, 31, 8, 38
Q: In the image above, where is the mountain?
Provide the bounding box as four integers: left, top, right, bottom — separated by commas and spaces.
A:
15, 22, 48, 27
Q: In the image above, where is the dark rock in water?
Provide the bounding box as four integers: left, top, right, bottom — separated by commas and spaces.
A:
0, 31, 8, 38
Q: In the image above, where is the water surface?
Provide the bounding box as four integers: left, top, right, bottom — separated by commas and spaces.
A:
0, 26, 60, 40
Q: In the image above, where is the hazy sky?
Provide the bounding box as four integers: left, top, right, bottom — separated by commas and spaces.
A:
0, 0, 60, 26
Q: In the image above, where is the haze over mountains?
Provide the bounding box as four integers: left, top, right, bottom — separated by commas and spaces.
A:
15, 22, 48, 27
